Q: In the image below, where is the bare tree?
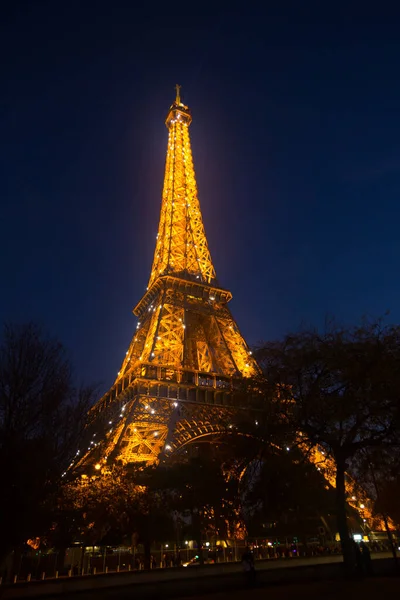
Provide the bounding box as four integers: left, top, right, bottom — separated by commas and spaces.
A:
256, 319, 400, 571
0, 322, 97, 568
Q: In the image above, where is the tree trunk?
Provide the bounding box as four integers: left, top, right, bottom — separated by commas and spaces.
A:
56, 545, 67, 574
143, 539, 151, 570
368, 458, 399, 571
79, 545, 85, 575
335, 458, 354, 572
196, 537, 204, 565
191, 509, 204, 565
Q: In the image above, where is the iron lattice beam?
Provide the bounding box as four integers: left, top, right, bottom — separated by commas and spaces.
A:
75, 90, 258, 472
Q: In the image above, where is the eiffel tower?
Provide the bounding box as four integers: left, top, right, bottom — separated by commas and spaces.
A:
76, 87, 258, 471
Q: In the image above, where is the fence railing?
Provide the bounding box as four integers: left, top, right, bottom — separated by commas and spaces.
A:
1, 540, 393, 585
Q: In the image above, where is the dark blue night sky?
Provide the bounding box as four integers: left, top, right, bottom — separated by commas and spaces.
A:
2, 4, 400, 392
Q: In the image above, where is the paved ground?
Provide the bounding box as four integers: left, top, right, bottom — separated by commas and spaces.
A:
254, 551, 390, 570
180, 576, 400, 600
3, 554, 396, 599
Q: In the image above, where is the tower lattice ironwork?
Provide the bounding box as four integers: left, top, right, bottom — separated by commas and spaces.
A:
76, 88, 258, 470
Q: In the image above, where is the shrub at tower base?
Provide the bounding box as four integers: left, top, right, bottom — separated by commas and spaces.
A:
241, 445, 339, 539
255, 319, 400, 571
56, 465, 176, 570
54, 451, 243, 569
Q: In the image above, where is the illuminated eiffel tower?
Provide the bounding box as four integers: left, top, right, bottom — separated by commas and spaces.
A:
77, 87, 258, 470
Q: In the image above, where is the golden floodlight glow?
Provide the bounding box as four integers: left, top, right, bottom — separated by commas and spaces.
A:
76, 87, 259, 468
94, 463, 101, 470
147, 100, 216, 287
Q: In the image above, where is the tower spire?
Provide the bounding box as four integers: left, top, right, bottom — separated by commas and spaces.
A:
175, 83, 181, 104
148, 87, 215, 287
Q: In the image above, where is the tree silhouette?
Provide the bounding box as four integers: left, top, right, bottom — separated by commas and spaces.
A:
256, 320, 400, 570
0, 322, 97, 572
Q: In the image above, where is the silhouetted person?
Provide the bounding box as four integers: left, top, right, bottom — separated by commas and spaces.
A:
360, 542, 373, 575
241, 547, 255, 586
352, 540, 363, 573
